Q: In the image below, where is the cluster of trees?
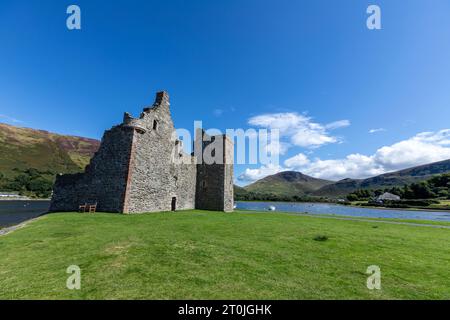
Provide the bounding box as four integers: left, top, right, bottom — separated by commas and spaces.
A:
235, 190, 329, 203
347, 173, 450, 201
0, 168, 54, 198
346, 189, 373, 201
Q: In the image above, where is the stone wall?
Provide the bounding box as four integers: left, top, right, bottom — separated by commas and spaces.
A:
124, 92, 196, 213
222, 136, 235, 212
50, 125, 134, 212
50, 91, 233, 214
195, 131, 234, 212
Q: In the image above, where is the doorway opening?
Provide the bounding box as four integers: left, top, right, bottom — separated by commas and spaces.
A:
171, 197, 177, 211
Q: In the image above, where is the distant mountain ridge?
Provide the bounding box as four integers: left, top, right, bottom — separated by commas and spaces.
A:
239, 159, 450, 199
243, 171, 333, 197
313, 159, 450, 198
0, 123, 100, 178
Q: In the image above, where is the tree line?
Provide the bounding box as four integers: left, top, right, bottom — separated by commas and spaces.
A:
0, 168, 54, 198
346, 173, 450, 201
235, 190, 330, 203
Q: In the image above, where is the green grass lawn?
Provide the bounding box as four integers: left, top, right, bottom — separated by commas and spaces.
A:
1, 210, 450, 300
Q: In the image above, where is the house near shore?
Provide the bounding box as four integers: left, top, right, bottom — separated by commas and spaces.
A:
0, 192, 28, 200
0, 193, 18, 198
376, 192, 401, 203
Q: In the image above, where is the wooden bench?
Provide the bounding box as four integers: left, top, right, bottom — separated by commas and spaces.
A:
79, 202, 97, 213
88, 202, 97, 213
78, 203, 87, 213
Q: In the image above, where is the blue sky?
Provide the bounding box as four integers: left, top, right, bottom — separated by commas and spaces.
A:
1, 0, 450, 185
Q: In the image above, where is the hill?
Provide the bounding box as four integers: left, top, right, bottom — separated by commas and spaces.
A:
0, 123, 99, 178
244, 171, 333, 197
0, 123, 99, 196
234, 185, 249, 198
313, 159, 450, 198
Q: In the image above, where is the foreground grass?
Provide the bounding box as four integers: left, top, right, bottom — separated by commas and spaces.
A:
0, 210, 450, 299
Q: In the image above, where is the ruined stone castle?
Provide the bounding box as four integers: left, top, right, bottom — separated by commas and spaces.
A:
49, 91, 234, 213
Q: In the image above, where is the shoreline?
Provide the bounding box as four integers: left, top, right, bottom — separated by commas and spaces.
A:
348, 204, 450, 213
236, 200, 450, 213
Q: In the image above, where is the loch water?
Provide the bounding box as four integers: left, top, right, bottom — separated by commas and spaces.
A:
0, 200, 50, 228
236, 201, 450, 222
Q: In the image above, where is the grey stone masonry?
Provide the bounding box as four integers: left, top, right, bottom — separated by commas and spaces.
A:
195, 130, 234, 212
49, 91, 234, 213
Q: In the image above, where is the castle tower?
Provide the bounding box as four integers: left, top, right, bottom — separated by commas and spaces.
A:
195, 129, 234, 212
121, 91, 198, 213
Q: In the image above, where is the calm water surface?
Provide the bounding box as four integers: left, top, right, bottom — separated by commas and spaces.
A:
0, 201, 50, 228
236, 201, 450, 222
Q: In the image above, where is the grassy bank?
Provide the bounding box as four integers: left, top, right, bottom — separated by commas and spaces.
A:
1, 210, 449, 299
349, 199, 450, 212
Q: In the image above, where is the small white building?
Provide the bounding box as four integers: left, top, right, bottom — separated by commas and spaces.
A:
0, 192, 28, 200
376, 192, 401, 202
0, 193, 20, 198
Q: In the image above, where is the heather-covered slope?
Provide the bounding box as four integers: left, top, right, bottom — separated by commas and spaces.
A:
0, 123, 99, 178
0, 123, 100, 197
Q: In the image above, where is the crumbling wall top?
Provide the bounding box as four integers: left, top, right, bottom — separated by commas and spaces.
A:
144, 91, 170, 113
154, 91, 170, 107
121, 91, 171, 131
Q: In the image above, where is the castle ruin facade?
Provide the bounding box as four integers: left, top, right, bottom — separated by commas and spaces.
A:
49, 91, 234, 213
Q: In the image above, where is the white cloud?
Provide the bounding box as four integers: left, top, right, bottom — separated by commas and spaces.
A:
373, 132, 450, 171
284, 153, 310, 168
325, 120, 351, 130
248, 112, 349, 149
414, 129, 450, 145
291, 128, 337, 147
242, 129, 450, 183
264, 140, 290, 156
238, 164, 286, 182
369, 128, 386, 134
0, 114, 24, 124
289, 154, 385, 181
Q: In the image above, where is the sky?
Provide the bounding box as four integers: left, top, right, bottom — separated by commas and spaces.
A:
1, 0, 450, 186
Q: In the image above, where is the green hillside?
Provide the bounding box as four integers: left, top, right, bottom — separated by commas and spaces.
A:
233, 185, 248, 198
0, 123, 99, 196
236, 160, 450, 201
244, 171, 333, 197
311, 178, 363, 198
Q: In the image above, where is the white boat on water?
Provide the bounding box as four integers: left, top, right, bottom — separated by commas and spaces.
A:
268, 206, 276, 211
